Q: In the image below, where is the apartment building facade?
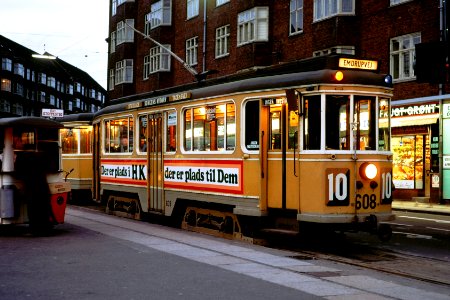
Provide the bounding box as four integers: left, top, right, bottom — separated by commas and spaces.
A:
107, 0, 450, 203
0, 35, 106, 118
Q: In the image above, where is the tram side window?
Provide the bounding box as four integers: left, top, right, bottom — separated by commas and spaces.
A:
104, 117, 134, 153
326, 95, 350, 150
166, 111, 177, 152
138, 115, 147, 152
303, 96, 321, 150
184, 103, 235, 151
378, 98, 390, 151
79, 128, 92, 154
244, 100, 260, 151
354, 96, 376, 151
61, 128, 78, 154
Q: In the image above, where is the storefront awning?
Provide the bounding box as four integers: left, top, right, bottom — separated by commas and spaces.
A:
390, 114, 439, 127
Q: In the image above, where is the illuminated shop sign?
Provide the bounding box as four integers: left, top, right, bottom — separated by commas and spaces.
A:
126, 92, 193, 110
391, 103, 439, 117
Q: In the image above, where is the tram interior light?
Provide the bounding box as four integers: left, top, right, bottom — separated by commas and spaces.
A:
335, 71, 344, 81
359, 162, 377, 180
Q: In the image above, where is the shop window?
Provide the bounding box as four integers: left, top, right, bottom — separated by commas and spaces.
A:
104, 117, 134, 153
392, 135, 424, 189
244, 100, 260, 151
184, 102, 235, 152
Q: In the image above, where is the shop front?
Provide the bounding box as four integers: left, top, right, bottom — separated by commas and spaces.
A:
391, 100, 440, 202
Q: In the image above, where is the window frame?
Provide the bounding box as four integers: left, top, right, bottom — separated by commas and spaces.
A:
390, 33, 421, 82
237, 7, 269, 46
149, 45, 171, 74
186, 37, 198, 66
187, 0, 199, 19
313, 0, 354, 22
149, 0, 172, 29
115, 59, 134, 85
290, 0, 304, 35
215, 25, 230, 58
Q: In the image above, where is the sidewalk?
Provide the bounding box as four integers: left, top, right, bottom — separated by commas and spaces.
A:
392, 200, 450, 216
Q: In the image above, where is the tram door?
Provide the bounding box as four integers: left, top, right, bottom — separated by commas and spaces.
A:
92, 123, 101, 202
261, 98, 299, 210
146, 113, 164, 213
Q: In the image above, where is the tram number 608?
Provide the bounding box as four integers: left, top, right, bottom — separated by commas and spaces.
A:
326, 168, 350, 206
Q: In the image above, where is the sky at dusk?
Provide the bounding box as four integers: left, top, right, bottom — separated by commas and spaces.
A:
1, 0, 109, 88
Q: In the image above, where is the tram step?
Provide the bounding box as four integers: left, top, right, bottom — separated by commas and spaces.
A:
260, 228, 299, 236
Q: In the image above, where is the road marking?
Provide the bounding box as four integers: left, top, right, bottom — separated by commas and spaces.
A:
393, 231, 433, 239
385, 222, 413, 227
397, 215, 450, 224
426, 227, 450, 233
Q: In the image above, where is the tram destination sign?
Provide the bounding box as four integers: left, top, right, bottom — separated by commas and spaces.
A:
126, 92, 192, 110
339, 58, 378, 71
42, 108, 64, 118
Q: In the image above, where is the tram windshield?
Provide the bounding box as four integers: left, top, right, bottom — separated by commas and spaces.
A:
302, 95, 390, 152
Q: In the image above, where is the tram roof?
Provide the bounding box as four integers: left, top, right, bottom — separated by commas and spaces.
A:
0, 116, 64, 128
57, 113, 95, 124
98, 62, 392, 117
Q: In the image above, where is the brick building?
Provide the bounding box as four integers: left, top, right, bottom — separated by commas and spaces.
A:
0, 35, 106, 118
107, 0, 450, 203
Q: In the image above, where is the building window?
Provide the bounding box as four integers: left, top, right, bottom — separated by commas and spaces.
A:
49, 95, 56, 106
290, 0, 303, 35
39, 91, 46, 103
150, 45, 171, 73
117, 19, 134, 45
187, 0, 199, 19
237, 7, 269, 46
1, 58, 12, 71
109, 69, 115, 90
12, 103, 23, 116
115, 59, 134, 84
186, 37, 198, 66
149, 0, 172, 29
144, 55, 151, 79
110, 31, 116, 53
1, 79, 11, 92
47, 76, 56, 88
313, 0, 354, 22
390, 33, 421, 82
38, 73, 46, 85
112, 0, 117, 16
216, 0, 229, 6
215, 25, 230, 58
0, 99, 11, 113
313, 45, 355, 57
67, 84, 74, 95
184, 102, 236, 151
390, 0, 412, 5
13, 83, 24, 96
14, 63, 24, 77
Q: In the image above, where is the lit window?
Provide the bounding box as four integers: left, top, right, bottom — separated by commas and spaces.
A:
1, 79, 11, 92
104, 117, 134, 153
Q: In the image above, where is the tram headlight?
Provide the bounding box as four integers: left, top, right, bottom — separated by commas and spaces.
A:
359, 163, 377, 180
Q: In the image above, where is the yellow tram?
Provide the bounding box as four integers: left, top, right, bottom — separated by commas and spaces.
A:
92, 56, 394, 241
0, 117, 70, 232
59, 113, 94, 203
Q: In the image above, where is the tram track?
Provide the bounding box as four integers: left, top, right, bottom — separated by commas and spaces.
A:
268, 235, 450, 287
